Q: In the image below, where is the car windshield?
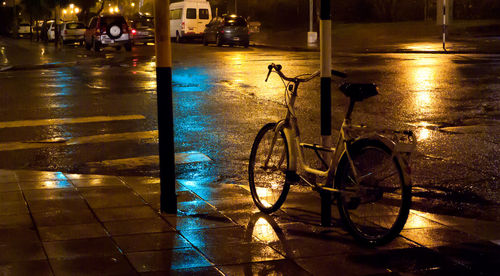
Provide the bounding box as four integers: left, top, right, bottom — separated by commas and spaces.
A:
101, 16, 127, 28
67, 23, 85, 29
132, 20, 154, 29
224, 17, 246, 27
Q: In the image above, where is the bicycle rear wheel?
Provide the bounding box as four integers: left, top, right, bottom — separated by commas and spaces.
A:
249, 123, 290, 213
335, 139, 411, 246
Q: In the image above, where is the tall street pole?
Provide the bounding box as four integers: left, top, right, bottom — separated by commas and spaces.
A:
319, 0, 332, 226
155, 0, 177, 213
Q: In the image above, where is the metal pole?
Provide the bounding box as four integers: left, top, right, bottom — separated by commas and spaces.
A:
442, 0, 446, 51
234, 0, 237, 14
155, 0, 177, 213
55, 3, 60, 48
320, 0, 332, 227
309, 0, 313, 32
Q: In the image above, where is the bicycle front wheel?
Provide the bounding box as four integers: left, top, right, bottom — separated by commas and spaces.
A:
249, 123, 290, 213
335, 139, 411, 246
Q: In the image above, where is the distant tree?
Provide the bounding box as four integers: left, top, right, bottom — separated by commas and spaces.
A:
371, 0, 398, 21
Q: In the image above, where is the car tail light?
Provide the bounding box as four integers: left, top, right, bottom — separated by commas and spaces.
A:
131, 29, 136, 35
220, 30, 224, 33
181, 22, 185, 30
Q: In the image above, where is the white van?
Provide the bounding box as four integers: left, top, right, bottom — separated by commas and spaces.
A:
169, 0, 212, 42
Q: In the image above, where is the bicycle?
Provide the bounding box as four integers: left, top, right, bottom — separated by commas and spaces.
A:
248, 63, 417, 246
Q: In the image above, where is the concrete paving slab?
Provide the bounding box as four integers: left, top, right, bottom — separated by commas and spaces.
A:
0, 227, 40, 244
103, 217, 174, 236
165, 213, 235, 231
112, 232, 191, 253
180, 227, 249, 247
49, 255, 135, 276
27, 198, 89, 214
69, 177, 125, 188
126, 248, 212, 272
140, 266, 223, 275
401, 227, 479, 247
219, 259, 311, 276
18, 180, 73, 190
0, 242, 47, 263
199, 242, 285, 266
0, 213, 33, 229
43, 237, 121, 259
92, 205, 158, 222
0, 201, 29, 216
0, 182, 20, 192
23, 188, 79, 201
38, 223, 108, 242
0, 260, 53, 276
31, 209, 98, 227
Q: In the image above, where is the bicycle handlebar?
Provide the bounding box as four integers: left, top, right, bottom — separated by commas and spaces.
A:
265, 63, 347, 83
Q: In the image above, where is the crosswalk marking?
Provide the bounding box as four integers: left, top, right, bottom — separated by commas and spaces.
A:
0, 130, 157, 152
0, 115, 146, 129
85, 152, 212, 168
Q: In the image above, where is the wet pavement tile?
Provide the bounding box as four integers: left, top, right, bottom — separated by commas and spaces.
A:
31, 208, 98, 226
64, 173, 120, 180
140, 266, 223, 276
0, 227, 40, 244
218, 259, 311, 276
127, 248, 212, 272
401, 227, 480, 247
0, 242, 47, 263
112, 232, 191, 253
180, 226, 249, 247
104, 217, 174, 236
0, 260, 53, 276
0, 201, 28, 216
23, 188, 80, 201
69, 177, 125, 188
175, 200, 220, 217
127, 183, 160, 196
396, 212, 445, 229
434, 241, 500, 275
0, 191, 24, 202
93, 205, 158, 222
220, 210, 255, 226
0, 213, 33, 229
0, 182, 20, 192
197, 242, 285, 266
38, 223, 108, 241
49, 255, 135, 275
190, 184, 251, 201
43, 237, 121, 259
18, 180, 73, 190
176, 190, 200, 203
119, 176, 160, 186
27, 198, 89, 214
15, 171, 67, 182
165, 213, 235, 230
447, 221, 500, 241
0, 170, 18, 184
82, 191, 146, 209
208, 197, 257, 212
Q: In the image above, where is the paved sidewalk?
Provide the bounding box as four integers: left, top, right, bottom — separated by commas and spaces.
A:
1, 169, 499, 275
251, 20, 500, 54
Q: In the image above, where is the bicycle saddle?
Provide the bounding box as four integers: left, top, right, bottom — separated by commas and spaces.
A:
339, 83, 378, 102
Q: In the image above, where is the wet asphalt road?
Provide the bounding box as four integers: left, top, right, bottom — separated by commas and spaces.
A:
0, 38, 498, 220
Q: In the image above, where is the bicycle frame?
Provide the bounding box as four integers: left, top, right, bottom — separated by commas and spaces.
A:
269, 77, 415, 193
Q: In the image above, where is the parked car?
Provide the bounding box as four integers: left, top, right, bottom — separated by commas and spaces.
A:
84, 14, 132, 51
129, 15, 154, 45
203, 14, 249, 47
17, 23, 31, 38
169, 0, 212, 42
60, 22, 86, 44
41, 20, 63, 41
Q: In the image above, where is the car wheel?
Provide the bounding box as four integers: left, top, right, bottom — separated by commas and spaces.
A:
93, 39, 100, 52
216, 35, 223, 47
175, 32, 182, 43
124, 43, 132, 52
115, 46, 122, 51
244, 41, 249, 48
84, 39, 91, 50
203, 35, 208, 46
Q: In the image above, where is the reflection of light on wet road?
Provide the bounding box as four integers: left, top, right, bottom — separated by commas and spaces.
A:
253, 217, 279, 243
417, 128, 431, 140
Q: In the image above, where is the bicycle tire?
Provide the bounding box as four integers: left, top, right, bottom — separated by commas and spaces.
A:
249, 123, 290, 213
335, 139, 411, 246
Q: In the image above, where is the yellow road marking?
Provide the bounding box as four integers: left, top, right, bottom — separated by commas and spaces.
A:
0, 115, 146, 129
0, 130, 157, 152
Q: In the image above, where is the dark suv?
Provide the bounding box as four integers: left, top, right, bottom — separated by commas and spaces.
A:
203, 14, 249, 47
84, 14, 132, 51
